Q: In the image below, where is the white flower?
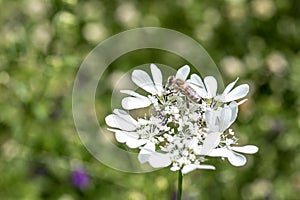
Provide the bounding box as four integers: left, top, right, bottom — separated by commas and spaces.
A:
208, 145, 259, 166
105, 64, 258, 174
105, 109, 147, 148
188, 74, 249, 103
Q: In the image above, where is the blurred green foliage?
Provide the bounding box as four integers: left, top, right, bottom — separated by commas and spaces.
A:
0, 0, 300, 199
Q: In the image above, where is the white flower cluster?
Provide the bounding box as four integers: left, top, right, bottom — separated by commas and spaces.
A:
105, 64, 258, 174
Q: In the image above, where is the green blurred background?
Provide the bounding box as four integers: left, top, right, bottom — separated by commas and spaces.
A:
0, 0, 300, 199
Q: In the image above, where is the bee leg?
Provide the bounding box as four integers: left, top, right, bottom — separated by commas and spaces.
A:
186, 97, 190, 109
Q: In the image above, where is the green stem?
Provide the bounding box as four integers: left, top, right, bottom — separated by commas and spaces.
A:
177, 170, 183, 200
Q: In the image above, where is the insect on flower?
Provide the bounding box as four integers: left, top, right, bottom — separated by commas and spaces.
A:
106, 64, 258, 174
166, 75, 203, 104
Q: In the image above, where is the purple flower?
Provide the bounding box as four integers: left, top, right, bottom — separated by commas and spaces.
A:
71, 168, 90, 190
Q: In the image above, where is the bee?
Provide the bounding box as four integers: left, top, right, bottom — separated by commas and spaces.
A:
166, 76, 202, 104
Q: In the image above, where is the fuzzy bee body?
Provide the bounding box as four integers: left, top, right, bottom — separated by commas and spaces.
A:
166, 76, 202, 104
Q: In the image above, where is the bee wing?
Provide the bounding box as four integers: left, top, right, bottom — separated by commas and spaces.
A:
188, 84, 208, 99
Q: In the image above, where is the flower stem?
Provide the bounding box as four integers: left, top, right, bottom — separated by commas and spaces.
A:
177, 170, 183, 200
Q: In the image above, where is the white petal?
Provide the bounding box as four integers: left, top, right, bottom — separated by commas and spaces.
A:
142, 142, 156, 151
138, 154, 150, 164
175, 65, 190, 80
120, 90, 145, 98
206, 105, 235, 133
181, 165, 197, 174
237, 99, 248, 105
204, 76, 218, 98
190, 74, 205, 88
182, 164, 215, 174
222, 78, 239, 97
115, 131, 129, 143
229, 101, 238, 124
113, 129, 138, 143
113, 109, 137, 125
132, 70, 157, 94
120, 90, 152, 110
189, 84, 209, 99
188, 74, 210, 98
231, 145, 259, 154
219, 106, 233, 132
150, 64, 163, 95
208, 148, 231, 157
207, 102, 238, 133
139, 142, 167, 168
126, 139, 147, 148
228, 152, 247, 166
205, 110, 219, 132
115, 130, 138, 143
138, 149, 152, 163
197, 164, 216, 170
148, 152, 171, 168
223, 84, 249, 102
200, 132, 221, 155
108, 129, 146, 148
138, 142, 156, 163
121, 97, 151, 110
105, 110, 137, 131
